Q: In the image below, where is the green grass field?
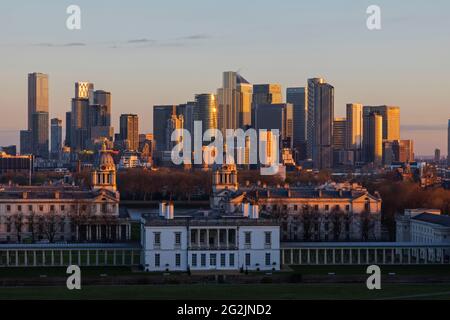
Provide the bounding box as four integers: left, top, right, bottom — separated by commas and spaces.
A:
1, 283, 450, 300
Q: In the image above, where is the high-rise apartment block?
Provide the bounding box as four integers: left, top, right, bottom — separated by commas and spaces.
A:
119, 114, 139, 151
287, 87, 307, 161
50, 118, 63, 159
346, 103, 363, 163
363, 112, 383, 166
312, 82, 334, 170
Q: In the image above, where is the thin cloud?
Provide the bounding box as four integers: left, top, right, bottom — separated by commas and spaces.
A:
127, 38, 155, 44
401, 124, 447, 131
178, 33, 212, 40
32, 42, 86, 47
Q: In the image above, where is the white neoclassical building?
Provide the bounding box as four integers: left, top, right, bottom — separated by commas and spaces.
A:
141, 202, 280, 272
0, 142, 132, 243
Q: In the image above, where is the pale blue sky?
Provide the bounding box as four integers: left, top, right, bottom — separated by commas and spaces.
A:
0, 0, 449, 155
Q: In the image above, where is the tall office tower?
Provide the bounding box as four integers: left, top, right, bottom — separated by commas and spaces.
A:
119, 114, 139, 151
195, 94, 217, 135
237, 74, 252, 128
363, 105, 400, 141
333, 118, 347, 150
346, 103, 363, 162
252, 84, 283, 127
254, 103, 294, 147
448, 119, 450, 166
153, 105, 177, 151
50, 118, 62, 159
20, 130, 33, 155
217, 71, 241, 133
363, 112, 383, 166
28, 73, 49, 131
70, 97, 90, 151
435, 149, 441, 163
31, 112, 49, 158
75, 82, 94, 102
65, 112, 72, 147
180, 101, 199, 137
93, 90, 112, 126
312, 82, 334, 170
166, 114, 184, 151
306, 78, 325, 159
287, 87, 308, 161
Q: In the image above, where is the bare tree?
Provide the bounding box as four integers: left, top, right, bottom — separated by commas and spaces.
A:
330, 209, 345, 241
12, 213, 24, 243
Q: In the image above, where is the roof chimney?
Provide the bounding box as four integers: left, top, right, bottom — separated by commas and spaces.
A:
159, 202, 167, 217
251, 204, 260, 219
165, 202, 174, 220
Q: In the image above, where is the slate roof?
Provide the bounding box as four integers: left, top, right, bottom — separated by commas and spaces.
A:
413, 213, 450, 228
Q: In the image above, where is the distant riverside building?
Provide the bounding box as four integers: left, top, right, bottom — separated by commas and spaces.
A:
217, 71, 242, 133
237, 75, 252, 128
448, 119, 450, 166
287, 87, 307, 161
70, 97, 89, 151
165, 114, 184, 151
363, 105, 400, 141
195, 93, 218, 136
119, 114, 139, 151
153, 105, 177, 152
25, 73, 49, 159
50, 118, 62, 159
363, 112, 383, 166
19, 130, 32, 155
0, 153, 33, 175
28, 73, 49, 131
254, 103, 294, 148
252, 84, 282, 128
31, 111, 49, 159
435, 149, 441, 163
0, 146, 17, 156
383, 140, 414, 165
346, 103, 363, 163
333, 117, 346, 151
306, 78, 325, 159
75, 81, 94, 101
65, 112, 72, 147
312, 81, 334, 170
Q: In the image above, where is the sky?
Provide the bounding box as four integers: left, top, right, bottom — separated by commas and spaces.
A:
0, 0, 449, 156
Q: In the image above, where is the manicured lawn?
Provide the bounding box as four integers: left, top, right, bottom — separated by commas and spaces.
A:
0, 267, 142, 278
1, 283, 450, 300
290, 265, 450, 276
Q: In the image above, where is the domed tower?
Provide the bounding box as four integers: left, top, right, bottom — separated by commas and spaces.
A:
92, 141, 117, 192
212, 163, 239, 193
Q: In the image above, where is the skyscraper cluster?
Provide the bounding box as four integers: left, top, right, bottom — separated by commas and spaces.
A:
152, 72, 414, 170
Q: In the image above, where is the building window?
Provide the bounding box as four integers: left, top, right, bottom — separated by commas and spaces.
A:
325, 205, 329, 211
210, 254, 217, 266
28, 205, 33, 212
201, 254, 206, 267
17, 205, 22, 212
6, 205, 10, 212
61, 205, 65, 212
39, 205, 44, 212
345, 205, 350, 211
155, 254, 160, 267
175, 254, 181, 267
244, 232, 252, 246
154, 232, 161, 247
220, 254, 226, 267
6, 224, 11, 233
294, 205, 298, 211
265, 253, 271, 266
50, 205, 55, 212
314, 205, 319, 211
229, 253, 235, 266
175, 232, 181, 246
264, 232, 272, 246
245, 253, 251, 266
192, 254, 197, 267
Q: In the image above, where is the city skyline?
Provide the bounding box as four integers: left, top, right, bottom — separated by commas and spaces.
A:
0, 0, 449, 155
